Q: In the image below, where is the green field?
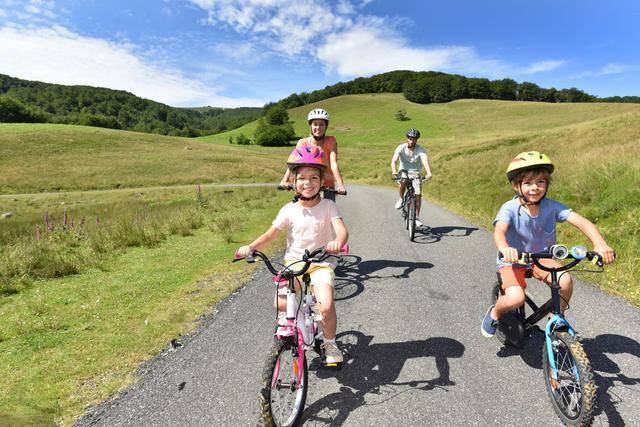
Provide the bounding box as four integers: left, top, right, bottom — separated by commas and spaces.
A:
1, 95, 639, 424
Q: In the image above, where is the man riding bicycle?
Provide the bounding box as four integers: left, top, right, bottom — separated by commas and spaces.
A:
391, 128, 433, 227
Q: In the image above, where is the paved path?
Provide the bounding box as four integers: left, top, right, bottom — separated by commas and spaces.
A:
78, 184, 640, 426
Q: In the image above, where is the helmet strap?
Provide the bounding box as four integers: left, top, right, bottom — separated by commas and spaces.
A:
516, 183, 548, 206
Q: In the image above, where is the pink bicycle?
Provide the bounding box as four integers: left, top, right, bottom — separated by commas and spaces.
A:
234, 246, 348, 427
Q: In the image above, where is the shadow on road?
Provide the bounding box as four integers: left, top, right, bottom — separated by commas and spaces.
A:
495, 331, 640, 425
334, 256, 434, 301
303, 331, 464, 425
583, 334, 640, 426
412, 225, 478, 244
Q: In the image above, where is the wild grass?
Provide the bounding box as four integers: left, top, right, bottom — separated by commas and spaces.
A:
0, 186, 288, 425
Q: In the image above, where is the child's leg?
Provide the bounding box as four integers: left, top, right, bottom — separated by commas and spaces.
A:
313, 283, 337, 340
533, 259, 573, 312
493, 267, 527, 320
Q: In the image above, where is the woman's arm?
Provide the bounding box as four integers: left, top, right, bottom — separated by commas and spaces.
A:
279, 169, 292, 187
329, 149, 346, 192
566, 212, 615, 264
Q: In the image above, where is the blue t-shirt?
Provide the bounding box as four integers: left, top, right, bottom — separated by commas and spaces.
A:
493, 197, 572, 267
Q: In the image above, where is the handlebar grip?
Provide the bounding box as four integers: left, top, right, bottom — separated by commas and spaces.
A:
340, 244, 349, 254
277, 184, 294, 191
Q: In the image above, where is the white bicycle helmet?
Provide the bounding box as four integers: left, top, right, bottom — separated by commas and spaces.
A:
307, 108, 330, 123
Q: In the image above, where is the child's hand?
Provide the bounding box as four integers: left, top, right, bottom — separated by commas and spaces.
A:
425, 173, 432, 181
499, 246, 519, 263
594, 244, 615, 264
325, 240, 343, 254
236, 245, 254, 258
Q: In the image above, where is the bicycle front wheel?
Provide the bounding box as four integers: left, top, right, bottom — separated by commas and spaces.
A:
542, 331, 596, 426
259, 338, 308, 427
408, 197, 416, 241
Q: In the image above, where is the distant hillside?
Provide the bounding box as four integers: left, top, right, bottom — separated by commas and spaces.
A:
0, 73, 261, 136
268, 70, 639, 111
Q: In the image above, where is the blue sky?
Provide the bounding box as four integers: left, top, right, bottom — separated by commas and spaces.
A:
0, 0, 638, 107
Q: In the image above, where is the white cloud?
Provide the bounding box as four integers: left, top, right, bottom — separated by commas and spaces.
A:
524, 60, 566, 74
0, 25, 264, 107
570, 62, 635, 79
0, 9, 7, 18
317, 26, 508, 78
599, 63, 630, 75
191, 0, 509, 79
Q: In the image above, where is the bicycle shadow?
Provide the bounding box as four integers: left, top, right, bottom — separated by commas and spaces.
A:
333, 257, 434, 301
412, 225, 478, 244
581, 334, 640, 426
495, 332, 640, 425
302, 331, 464, 425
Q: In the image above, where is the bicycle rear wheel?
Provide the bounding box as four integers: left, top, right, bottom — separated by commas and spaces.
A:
259, 338, 308, 427
408, 197, 416, 241
542, 331, 596, 426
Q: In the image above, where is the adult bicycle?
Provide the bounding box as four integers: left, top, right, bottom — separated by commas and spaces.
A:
393, 169, 425, 242
233, 246, 347, 427
491, 244, 608, 426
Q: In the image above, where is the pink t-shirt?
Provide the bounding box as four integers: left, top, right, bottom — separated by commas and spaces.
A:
272, 198, 342, 266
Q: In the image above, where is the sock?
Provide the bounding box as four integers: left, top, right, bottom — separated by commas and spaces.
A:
324, 338, 336, 345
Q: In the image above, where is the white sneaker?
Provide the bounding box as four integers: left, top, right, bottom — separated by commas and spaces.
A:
322, 341, 343, 364
394, 199, 403, 209
415, 218, 423, 228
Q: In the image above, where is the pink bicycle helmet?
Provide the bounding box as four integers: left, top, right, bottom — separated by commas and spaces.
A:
286, 145, 326, 172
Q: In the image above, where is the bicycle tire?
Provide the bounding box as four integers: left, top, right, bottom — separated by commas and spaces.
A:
408, 196, 416, 241
542, 331, 596, 426
259, 338, 308, 427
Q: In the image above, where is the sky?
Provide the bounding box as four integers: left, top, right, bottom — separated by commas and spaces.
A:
0, 0, 638, 108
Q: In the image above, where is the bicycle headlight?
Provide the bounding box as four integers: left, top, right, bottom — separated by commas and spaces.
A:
550, 245, 568, 259
570, 246, 588, 260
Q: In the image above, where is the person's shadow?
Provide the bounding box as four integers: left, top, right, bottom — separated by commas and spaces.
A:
302, 331, 465, 425
333, 257, 434, 301
413, 225, 478, 244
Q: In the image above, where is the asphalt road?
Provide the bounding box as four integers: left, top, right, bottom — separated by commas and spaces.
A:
78, 184, 640, 426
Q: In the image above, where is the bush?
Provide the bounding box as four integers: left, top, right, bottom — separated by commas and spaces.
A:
0, 95, 46, 123
395, 109, 409, 121
254, 124, 295, 146
235, 133, 251, 145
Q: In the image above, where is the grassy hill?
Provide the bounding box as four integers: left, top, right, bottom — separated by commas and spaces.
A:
1, 95, 639, 423
202, 94, 640, 301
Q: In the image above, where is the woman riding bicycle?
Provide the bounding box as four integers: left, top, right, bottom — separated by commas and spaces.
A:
279, 108, 346, 201
481, 151, 615, 338
391, 128, 433, 227
238, 145, 349, 364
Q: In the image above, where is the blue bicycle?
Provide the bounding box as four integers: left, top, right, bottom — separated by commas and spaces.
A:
491, 244, 606, 426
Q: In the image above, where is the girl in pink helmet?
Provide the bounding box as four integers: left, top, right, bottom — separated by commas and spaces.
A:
238, 145, 349, 365
279, 108, 346, 201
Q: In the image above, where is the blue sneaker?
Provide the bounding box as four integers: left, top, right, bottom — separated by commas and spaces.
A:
481, 305, 499, 338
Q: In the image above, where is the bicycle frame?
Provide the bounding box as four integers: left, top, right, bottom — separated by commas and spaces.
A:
501, 247, 603, 380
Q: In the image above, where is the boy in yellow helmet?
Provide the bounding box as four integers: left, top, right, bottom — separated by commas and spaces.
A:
481, 151, 615, 337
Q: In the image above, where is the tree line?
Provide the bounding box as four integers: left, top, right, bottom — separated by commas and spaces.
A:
267, 70, 636, 111
0, 73, 261, 136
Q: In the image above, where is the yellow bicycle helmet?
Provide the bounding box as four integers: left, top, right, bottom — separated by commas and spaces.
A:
506, 151, 554, 182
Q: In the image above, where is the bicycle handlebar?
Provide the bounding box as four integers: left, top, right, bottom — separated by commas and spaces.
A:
392, 169, 427, 181
499, 245, 606, 270
232, 244, 349, 277
277, 184, 347, 196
